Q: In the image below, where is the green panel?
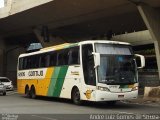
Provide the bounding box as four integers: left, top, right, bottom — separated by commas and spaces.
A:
47, 67, 61, 96
52, 66, 68, 97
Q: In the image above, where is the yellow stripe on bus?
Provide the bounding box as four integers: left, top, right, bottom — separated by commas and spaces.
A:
36, 67, 54, 96
41, 43, 70, 51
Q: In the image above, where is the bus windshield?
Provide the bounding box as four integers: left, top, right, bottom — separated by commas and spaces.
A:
95, 43, 137, 85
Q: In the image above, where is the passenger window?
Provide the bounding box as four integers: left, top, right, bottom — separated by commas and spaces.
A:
57, 51, 64, 65
19, 58, 23, 70
63, 49, 69, 65
68, 47, 80, 65
23, 57, 28, 69
39, 54, 49, 68
50, 52, 57, 66
35, 55, 40, 68
57, 49, 70, 66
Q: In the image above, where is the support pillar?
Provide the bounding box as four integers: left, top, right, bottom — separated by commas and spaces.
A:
0, 38, 6, 76
137, 3, 160, 80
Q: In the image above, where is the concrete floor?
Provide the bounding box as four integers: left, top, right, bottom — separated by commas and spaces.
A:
0, 91, 160, 120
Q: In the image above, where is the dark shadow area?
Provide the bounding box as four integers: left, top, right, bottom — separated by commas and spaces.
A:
19, 95, 150, 110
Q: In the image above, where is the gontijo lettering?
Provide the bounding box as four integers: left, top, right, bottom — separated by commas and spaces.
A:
28, 70, 43, 76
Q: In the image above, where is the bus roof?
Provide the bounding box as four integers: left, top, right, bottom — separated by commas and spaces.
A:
19, 40, 130, 58
79, 40, 130, 45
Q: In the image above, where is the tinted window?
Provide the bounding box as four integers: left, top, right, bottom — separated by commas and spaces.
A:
68, 47, 80, 65
0, 79, 9, 82
49, 52, 57, 66
19, 46, 80, 70
39, 54, 49, 68
57, 49, 69, 66
19, 58, 23, 70
57, 51, 65, 65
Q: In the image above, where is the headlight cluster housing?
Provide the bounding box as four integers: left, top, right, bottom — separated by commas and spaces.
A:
131, 86, 138, 91
97, 86, 110, 91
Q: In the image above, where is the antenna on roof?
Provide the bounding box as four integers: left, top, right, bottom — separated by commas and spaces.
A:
26, 43, 43, 53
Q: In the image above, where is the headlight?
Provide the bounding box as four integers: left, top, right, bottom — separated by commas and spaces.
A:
132, 86, 138, 91
97, 86, 110, 91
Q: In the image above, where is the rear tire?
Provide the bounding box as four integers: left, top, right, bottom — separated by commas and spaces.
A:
72, 87, 81, 105
3, 92, 6, 96
30, 86, 36, 99
25, 86, 30, 98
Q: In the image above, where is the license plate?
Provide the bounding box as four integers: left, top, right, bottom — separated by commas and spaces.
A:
118, 95, 124, 98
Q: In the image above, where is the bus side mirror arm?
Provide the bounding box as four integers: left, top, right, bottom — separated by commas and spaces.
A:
135, 54, 145, 69
92, 52, 100, 68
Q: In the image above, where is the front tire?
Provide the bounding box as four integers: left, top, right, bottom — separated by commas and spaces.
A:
72, 87, 81, 105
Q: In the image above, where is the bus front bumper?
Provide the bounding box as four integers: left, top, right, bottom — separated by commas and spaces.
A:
95, 90, 138, 101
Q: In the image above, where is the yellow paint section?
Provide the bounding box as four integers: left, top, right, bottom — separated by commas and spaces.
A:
17, 79, 37, 94
17, 67, 54, 96
36, 68, 54, 96
41, 43, 70, 51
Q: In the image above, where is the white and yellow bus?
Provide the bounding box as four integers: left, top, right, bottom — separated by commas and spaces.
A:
17, 40, 145, 105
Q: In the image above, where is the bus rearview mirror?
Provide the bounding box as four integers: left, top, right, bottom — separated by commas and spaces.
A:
135, 54, 145, 69
92, 52, 100, 68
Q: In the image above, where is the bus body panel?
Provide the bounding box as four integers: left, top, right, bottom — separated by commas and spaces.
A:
59, 65, 82, 99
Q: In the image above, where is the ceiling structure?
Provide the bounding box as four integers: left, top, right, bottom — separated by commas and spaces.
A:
0, 0, 160, 45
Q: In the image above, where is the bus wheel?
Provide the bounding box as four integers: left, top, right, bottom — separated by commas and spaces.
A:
72, 87, 81, 105
106, 101, 117, 106
30, 86, 36, 99
3, 92, 6, 96
25, 86, 30, 98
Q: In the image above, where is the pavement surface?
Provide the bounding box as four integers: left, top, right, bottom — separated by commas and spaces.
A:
0, 91, 160, 120
124, 95, 160, 105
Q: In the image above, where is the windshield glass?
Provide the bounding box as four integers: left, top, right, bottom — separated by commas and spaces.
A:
95, 44, 137, 85
0, 79, 9, 82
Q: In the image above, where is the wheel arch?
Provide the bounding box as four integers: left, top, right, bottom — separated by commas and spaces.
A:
71, 86, 80, 99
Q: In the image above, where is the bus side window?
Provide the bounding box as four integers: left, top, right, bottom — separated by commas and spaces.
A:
49, 52, 57, 66
34, 55, 40, 68
26, 57, 32, 69
30, 55, 40, 69
57, 49, 70, 66
57, 51, 64, 66
19, 58, 23, 70
82, 44, 96, 86
23, 57, 28, 69
39, 54, 49, 68
68, 47, 80, 65
63, 49, 69, 65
